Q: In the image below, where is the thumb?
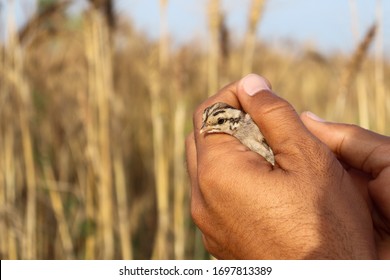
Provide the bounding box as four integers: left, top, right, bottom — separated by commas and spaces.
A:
301, 111, 390, 177
236, 74, 317, 160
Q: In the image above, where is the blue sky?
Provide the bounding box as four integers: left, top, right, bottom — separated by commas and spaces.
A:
117, 0, 389, 55
1, 0, 389, 56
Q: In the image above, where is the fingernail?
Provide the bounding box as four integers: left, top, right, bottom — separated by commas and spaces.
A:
306, 111, 325, 122
242, 74, 270, 96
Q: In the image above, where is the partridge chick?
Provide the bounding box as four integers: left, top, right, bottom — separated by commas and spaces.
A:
200, 102, 275, 165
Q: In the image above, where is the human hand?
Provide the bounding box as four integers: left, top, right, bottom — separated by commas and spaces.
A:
301, 113, 390, 259
186, 74, 376, 259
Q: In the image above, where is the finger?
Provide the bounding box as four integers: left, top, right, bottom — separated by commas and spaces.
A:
301, 111, 390, 177
235, 74, 319, 165
185, 132, 207, 223
370, 168, 390, 226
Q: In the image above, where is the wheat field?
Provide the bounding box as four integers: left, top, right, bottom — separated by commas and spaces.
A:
0, 0, 389, 260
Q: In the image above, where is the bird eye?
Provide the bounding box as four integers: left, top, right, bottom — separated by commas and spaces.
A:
217, 118, 225, 125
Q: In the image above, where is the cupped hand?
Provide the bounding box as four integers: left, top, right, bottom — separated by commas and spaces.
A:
186, 74, 376, 259
301, 112, 390, 259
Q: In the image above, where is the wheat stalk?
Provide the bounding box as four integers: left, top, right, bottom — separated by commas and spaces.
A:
207, 0, 220, 95
43, 164, 74, 259
242, 0, 266, 75
159, 0, 169, 71
172, 59, 187, 260
113, 151, 133, 259
149, 0, 171, 260
334, 23, 376, 121
374, 0, 386, 133
84, 9, 114, 259
149, 50, 170, 259
5, 1, 37, 259
0, 124, 19, 259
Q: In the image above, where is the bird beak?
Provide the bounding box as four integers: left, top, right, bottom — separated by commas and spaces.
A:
200, 123, 207, 134
200, 123, 218, 134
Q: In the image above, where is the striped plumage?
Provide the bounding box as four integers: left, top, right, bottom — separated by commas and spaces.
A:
200, 102, 275, 165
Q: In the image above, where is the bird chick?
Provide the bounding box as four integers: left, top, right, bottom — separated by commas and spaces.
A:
200, 102, 275, 165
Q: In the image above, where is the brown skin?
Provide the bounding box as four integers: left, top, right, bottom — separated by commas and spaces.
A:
300, 113, 390, 259
186, 74, 390, 259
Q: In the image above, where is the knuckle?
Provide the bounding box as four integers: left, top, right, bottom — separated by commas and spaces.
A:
262, 99, 294, 117
305, 140, 338, 176
344, 123, 363, 134
290, 136, 334, 170
255, 94, 296, 119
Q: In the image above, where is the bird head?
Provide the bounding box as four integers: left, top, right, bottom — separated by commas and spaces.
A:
200, 102, 243, 135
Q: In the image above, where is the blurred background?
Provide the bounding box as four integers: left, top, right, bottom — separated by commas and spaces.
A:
0, 0, 389, 259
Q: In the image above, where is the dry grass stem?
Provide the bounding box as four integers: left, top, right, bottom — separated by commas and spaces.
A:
149, 51, 170, 259
173, 66, 187, 259
5, 2, 37, 259
334, 23, 376, 120
242, 0, 266, 75
113, 152, 133, 259
374, 0, 386, 133
84, 9, 114, 259
207, 0, 220, 95
43, 164, 74, 259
